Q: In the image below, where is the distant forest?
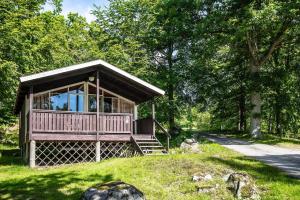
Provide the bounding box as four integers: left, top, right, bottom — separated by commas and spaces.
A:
0, 0, 299, 138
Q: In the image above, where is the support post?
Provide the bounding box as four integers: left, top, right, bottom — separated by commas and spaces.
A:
96, 141, 100, 162
152, 102, 155, 136
167, 137, 170, 152
24, 142, 28, 162
96, 71, 99, 140
134, 105, 138, 134
29, 140, 36, 168
29, 86, 33, 141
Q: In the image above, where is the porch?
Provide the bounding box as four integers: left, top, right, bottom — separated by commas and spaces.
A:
30, 110, 135, 141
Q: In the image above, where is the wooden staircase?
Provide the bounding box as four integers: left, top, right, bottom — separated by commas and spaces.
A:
131, 135, 168, 156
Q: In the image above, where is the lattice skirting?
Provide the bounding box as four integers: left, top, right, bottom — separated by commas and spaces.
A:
35, 141, 137, 166
100, 142, 137, 160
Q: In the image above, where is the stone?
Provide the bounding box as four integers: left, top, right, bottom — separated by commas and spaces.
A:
184, 138, 197, 144
222, 173, 231, 182
180, 138, 200, 153
192, 175, 202, 182
82, 181, 145, 200
203, 174, 212, 181
226, 173, 260, 200
192, 174, 213, 182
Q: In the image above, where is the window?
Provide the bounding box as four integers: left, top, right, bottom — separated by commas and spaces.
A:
70, 94, 84, 112
50, 88, 68, 111
104, 98, 112, 113
87, 84, 103, 112
32, 82, 133, 113
88, 95, 97, 112
69, 84, 84, 112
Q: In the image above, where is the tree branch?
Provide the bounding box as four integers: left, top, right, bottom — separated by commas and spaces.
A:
259, 20, 292, 66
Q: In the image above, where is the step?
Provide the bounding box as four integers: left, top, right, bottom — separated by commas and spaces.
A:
143, 149, 164, 152
139, 146, 163, 148
137, 141, 160, 144
135, 139, 157, 142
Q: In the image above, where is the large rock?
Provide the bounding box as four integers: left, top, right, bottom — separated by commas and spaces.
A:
82, 181, 145, 200
192, 174, 213, 182
180, 138, 200, 153
226, 173, 260, 200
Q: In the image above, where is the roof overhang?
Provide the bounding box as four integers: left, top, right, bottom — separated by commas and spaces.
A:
14, 59, 164, 114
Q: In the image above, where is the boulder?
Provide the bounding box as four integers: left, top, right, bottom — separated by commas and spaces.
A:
184, 138, 197, 144
180, 138, 200, 153
192, 174, 213, 182
82, 181, 145, 200
226, 173, 260, 200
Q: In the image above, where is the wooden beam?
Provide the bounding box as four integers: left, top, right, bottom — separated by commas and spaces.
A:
152, 102, 155, 136
31, 133, 131, 141
29, 86, 33, 141
96, 71, 99, 140
134, 105, 138, 134
96, 141, 100, 162
29, 140, 35, 168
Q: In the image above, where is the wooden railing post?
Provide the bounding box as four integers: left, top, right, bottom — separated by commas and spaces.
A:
96, 71, 99, 140
29, 86, 33, 141
133, 105, 138, 134
152, 102, 155, 136
167, 137, 169, 152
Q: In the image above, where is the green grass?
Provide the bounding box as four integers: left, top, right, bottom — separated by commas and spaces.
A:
1, 140, 300, 200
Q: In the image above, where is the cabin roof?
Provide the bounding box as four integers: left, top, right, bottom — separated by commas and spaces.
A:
14, 59, 164, 114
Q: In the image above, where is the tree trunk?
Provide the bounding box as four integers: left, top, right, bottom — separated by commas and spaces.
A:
274, 97, 282, 137
168, 81, 175, 134
250, 92, 261, 137
250, 62, 262, 138
238, 86, 246, 132
167, 44, 175, 135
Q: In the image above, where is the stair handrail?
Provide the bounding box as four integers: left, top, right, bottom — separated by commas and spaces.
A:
154, 119, 171, 151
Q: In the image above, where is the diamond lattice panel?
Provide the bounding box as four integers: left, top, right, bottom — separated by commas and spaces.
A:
36, 141, 96, 166
100, 142, 136, 160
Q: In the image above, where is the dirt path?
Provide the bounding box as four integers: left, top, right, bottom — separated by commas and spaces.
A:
203, 134, 300, 179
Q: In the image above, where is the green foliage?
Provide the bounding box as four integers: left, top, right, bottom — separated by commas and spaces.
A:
0, 0, 299, 139
0, 62, 19, 124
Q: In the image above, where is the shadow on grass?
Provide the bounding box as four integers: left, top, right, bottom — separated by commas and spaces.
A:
0, 155, 25, 166
0, 170, 114, 200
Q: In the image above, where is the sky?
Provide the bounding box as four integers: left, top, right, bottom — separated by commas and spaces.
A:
43, 0, 110, 22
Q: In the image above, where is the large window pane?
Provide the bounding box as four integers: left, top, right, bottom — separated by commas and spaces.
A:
70, 94, 84, 112
88, 95, 97, 112
104, 98, 112, 113
50, 88, 68, 111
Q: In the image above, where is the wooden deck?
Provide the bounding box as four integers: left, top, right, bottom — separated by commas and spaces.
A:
30, 110, 135, 141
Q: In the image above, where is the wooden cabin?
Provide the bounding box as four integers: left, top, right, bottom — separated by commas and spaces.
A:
14, 60, 170, 167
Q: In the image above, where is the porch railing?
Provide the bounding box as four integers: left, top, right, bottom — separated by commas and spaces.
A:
32, 110, 133, 134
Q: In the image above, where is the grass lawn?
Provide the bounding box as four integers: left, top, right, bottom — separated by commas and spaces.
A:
1, 139, 300, 200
